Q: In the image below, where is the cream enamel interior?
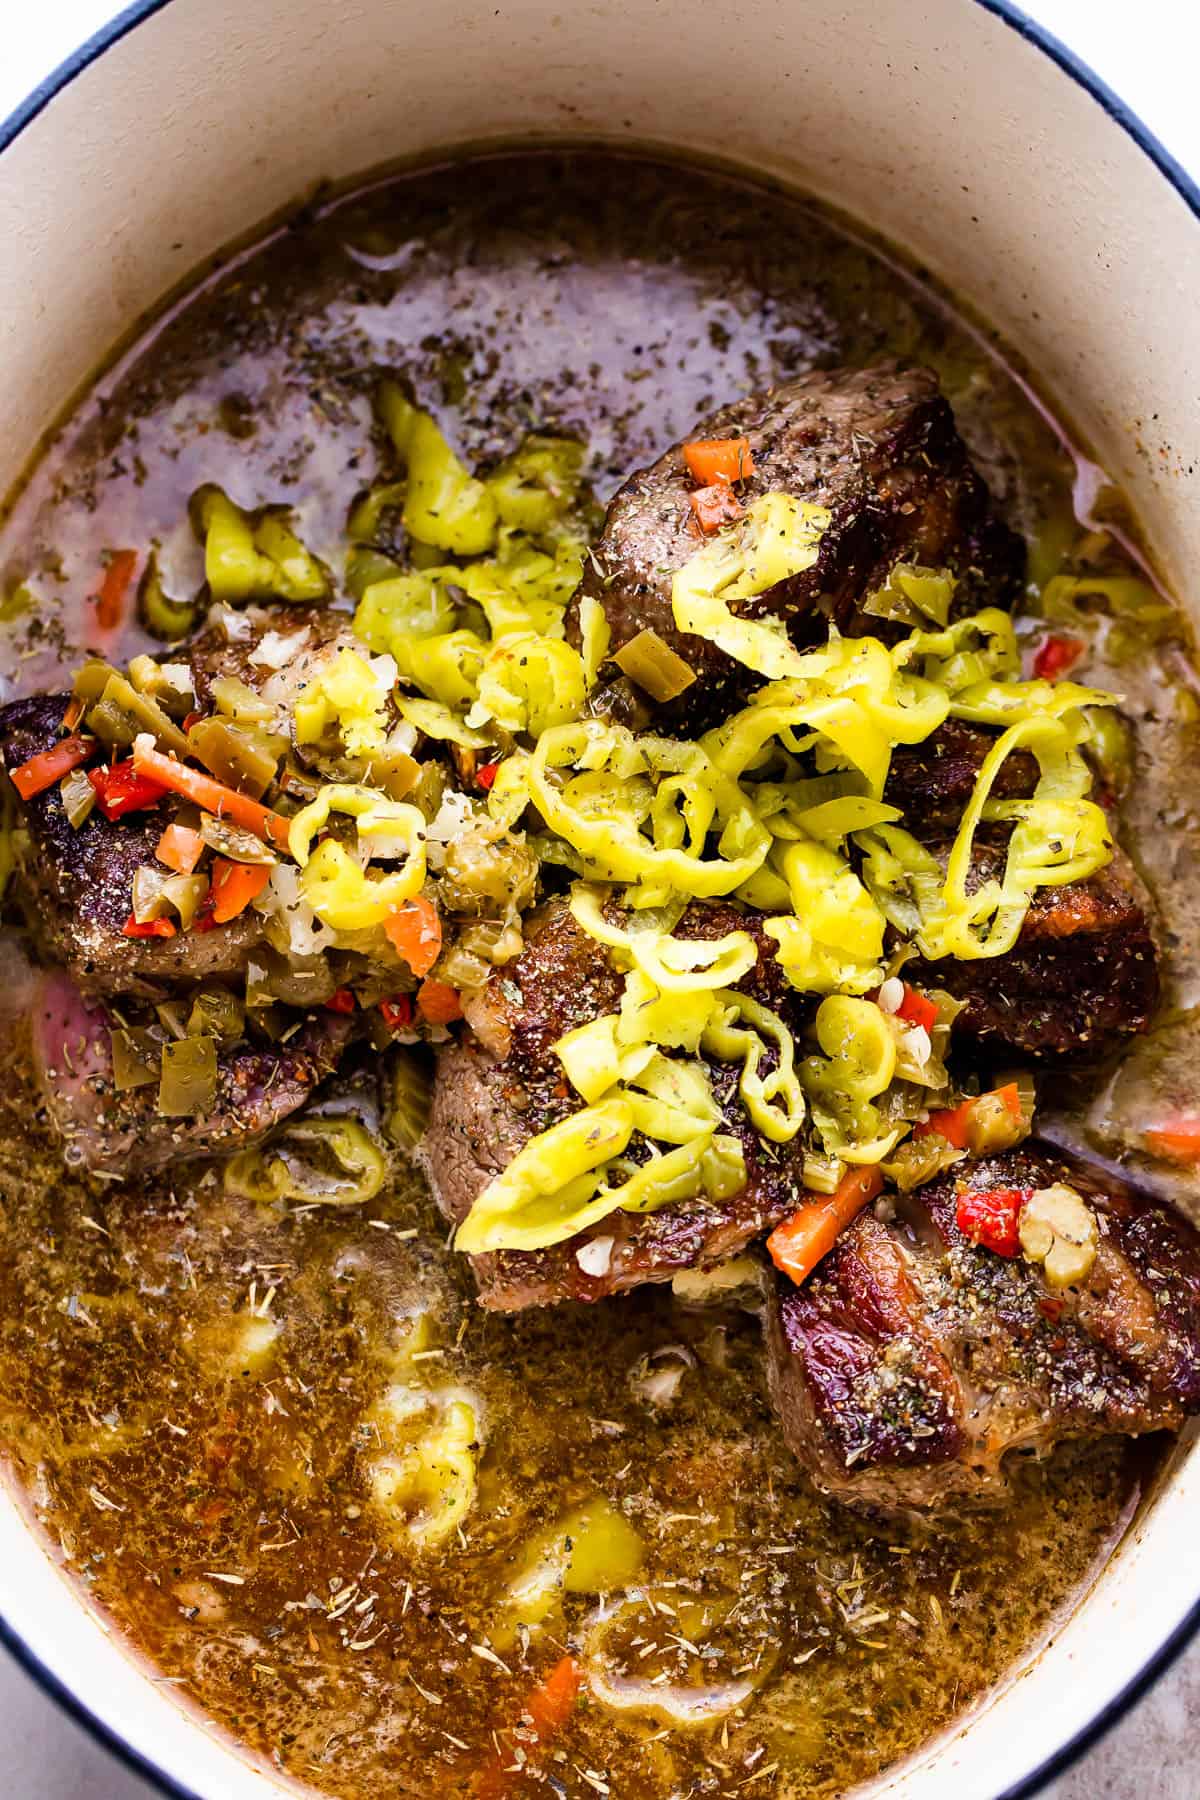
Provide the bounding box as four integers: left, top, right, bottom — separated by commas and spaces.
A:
1, 1, 1199, 1796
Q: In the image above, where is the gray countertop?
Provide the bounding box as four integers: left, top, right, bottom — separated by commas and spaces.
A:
3, 1, 1199, 1796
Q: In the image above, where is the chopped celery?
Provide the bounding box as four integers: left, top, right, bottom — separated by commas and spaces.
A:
75, 663, 191, 758
160, 873, 209, 929
385, 1048, 434, 1149
128, 654, 194, 714
613, 628, 697, 702
59, 767, 97, 829
208, 676, 276, 726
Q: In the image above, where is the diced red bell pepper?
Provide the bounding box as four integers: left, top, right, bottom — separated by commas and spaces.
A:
476, 761, 500, 791
121, 913, 177, 940
88, 760, 170, 821
896, 982, 938, 1034
324, 987, 357, 1014
1033, 633, 1085, 681
954, 1185, 1032, 1257
192, 895, 219, 933
379, 995, 415, 1032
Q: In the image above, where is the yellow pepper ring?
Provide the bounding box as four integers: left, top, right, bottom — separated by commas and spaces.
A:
701, 990, 806, 1145
527, 722, 770, 896
814, 995, 898, 1095
569, 883, 758, 993
288, 783, 427, 932
455, 1098, 636, 1255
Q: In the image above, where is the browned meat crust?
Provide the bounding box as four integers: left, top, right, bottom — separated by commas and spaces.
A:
32, 969, 353, 1177
908, 844, 1159, 1059
567, 362, 1023, 720
420, 898, 807, 1309
186, 607, 348, 707
0, 694, 264, 997
765, 1142, 1200, 1512
883, 718, 1038, 834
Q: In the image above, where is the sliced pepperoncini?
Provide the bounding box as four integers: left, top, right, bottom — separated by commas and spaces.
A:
287, 784, 426, 931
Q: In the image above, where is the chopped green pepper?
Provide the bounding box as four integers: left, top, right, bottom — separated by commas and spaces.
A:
187, 988, 246, 1045
109, 1026, 160, 1090
187, 717, 281, 797
74, 662, 191, 758
158, 1036, 218, 1117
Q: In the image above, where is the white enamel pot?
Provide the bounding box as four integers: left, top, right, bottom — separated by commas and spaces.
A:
1, 2, 1199, 1796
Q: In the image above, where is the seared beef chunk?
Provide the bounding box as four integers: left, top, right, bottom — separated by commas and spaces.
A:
420, 899, 807, 1309
883, 719, 1037, 834
909, 845, 1158, 1060
186, 607, 349, 709
568, 362, 1023, 719
0, 695, 266, 997
881, 711, 1157, 1058
32, 970, 352, 1177
766, 1142, 1200, 1512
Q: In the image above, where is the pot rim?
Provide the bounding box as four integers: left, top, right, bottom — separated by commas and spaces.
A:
1, 3, 1199, 1797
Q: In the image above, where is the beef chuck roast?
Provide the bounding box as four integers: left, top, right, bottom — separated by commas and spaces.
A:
568, 362, 1023, 720
909, 843, 1159, 1060
420, 898, 808, 1309
766, 1142, 1200, 1512
32, 969, 352, 1177
186, 606, 350, 710
883, 719, 1038, 835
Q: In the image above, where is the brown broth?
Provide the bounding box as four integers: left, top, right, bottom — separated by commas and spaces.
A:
0, 150, 1192, 1798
